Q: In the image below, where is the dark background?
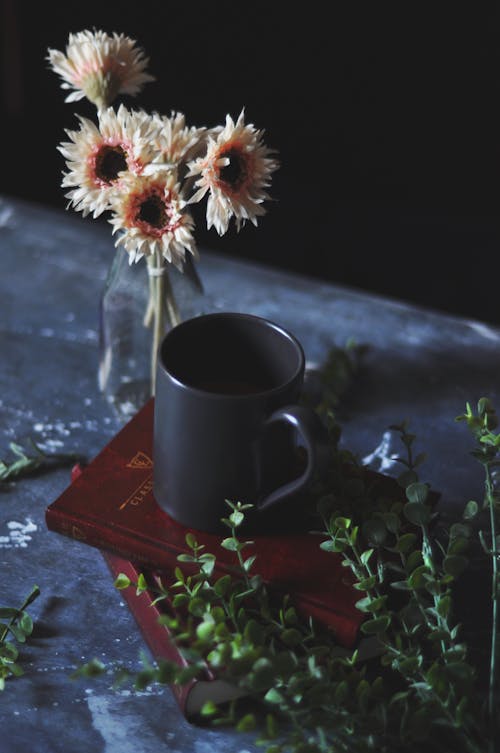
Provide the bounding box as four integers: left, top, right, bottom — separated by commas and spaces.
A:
1, 1, 499, 323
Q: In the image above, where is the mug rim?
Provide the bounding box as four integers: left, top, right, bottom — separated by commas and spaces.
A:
157, 312, 305, 399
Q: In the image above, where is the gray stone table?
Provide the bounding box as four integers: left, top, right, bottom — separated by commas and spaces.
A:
1, 195, 499, 752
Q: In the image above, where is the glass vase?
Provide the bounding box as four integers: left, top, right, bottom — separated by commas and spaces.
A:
98, 248, 206, 419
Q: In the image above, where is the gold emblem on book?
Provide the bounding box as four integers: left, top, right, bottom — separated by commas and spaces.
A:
119, 475, 154, 511
126, 451, 153, 469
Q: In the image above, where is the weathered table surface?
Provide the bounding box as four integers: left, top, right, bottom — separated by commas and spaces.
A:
1, 195, 499, 752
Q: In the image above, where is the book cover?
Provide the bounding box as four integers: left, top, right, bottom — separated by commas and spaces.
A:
45, 399, 412, 648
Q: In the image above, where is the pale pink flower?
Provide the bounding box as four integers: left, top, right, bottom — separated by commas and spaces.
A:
58, 105, 158, 218
108, 173, 197, 268
47, 29, 155, 109
187, 110, 279, 235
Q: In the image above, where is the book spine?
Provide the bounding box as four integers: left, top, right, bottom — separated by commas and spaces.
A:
45, 506, 179, 572
101, 552, 197, 717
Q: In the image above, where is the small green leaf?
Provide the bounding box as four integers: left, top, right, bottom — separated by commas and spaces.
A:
173, 567, 185, 583
354, 575, 378, 591
221, 537, 239, 551
463, 500, 479, 520
201, 558, 215, 577
229, 510, 245, 528
360, 616, 391, 635
264, 687, 285, 705
236, 713, 256, 732
403, 502, 431, 526
405, 482, 429, 504
188, 597, 206, 617
320, 538, 346, 553
243, 555, 257, 572
0, 642, 18, 661
185, 532, 197, 549
8, 625, 26, 643
406, 550, 423, 572
114, 574, 131, 590
136, 573, 148, 595
176, 553, 194, 563
436, 594, 452, 618
360, 548, 374, 566
407, 564, 430, 589
244, 619, 265, 646
355, 596, 373, 612
447, 536, 469, 556
199, 698, 218, 718
396, 533, 417, 554
366, 595, 388, 612
196, 620, 215, 641
334, 517, 351, 530
214, 575, 232, 597
19, 613, 33, 636
381, 512, 400, 533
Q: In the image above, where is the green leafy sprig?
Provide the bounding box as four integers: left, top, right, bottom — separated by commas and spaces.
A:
456, 398, 500, 753
303, 339, 367, 420
0, 585, 40, 690
317, 422, 481, 752
0, 439, 83, 484
0, 435, 83, 690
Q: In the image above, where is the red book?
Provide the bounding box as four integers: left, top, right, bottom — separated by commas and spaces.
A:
46, 399, 378, 647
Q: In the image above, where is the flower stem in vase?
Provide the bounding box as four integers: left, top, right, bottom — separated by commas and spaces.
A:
143, 261, 155, 328
149, 251, 181, 396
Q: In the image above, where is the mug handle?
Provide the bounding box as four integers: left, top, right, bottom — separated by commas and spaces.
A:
257, 404, 331, 511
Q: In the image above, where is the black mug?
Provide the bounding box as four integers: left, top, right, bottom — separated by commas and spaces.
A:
153, 312, 330, 534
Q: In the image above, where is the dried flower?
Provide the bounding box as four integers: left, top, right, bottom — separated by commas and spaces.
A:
58, 104, 158, 217
187, 110, 279, 235
47, 29, 155, 109
109, 173, 196, 268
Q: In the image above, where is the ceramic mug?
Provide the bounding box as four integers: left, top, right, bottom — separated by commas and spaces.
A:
153, 312, 330, 534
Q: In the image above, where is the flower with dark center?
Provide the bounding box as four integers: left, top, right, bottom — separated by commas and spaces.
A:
187, 110, 279, 235
109, 173, 197, 268
58, 105, 158, 218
